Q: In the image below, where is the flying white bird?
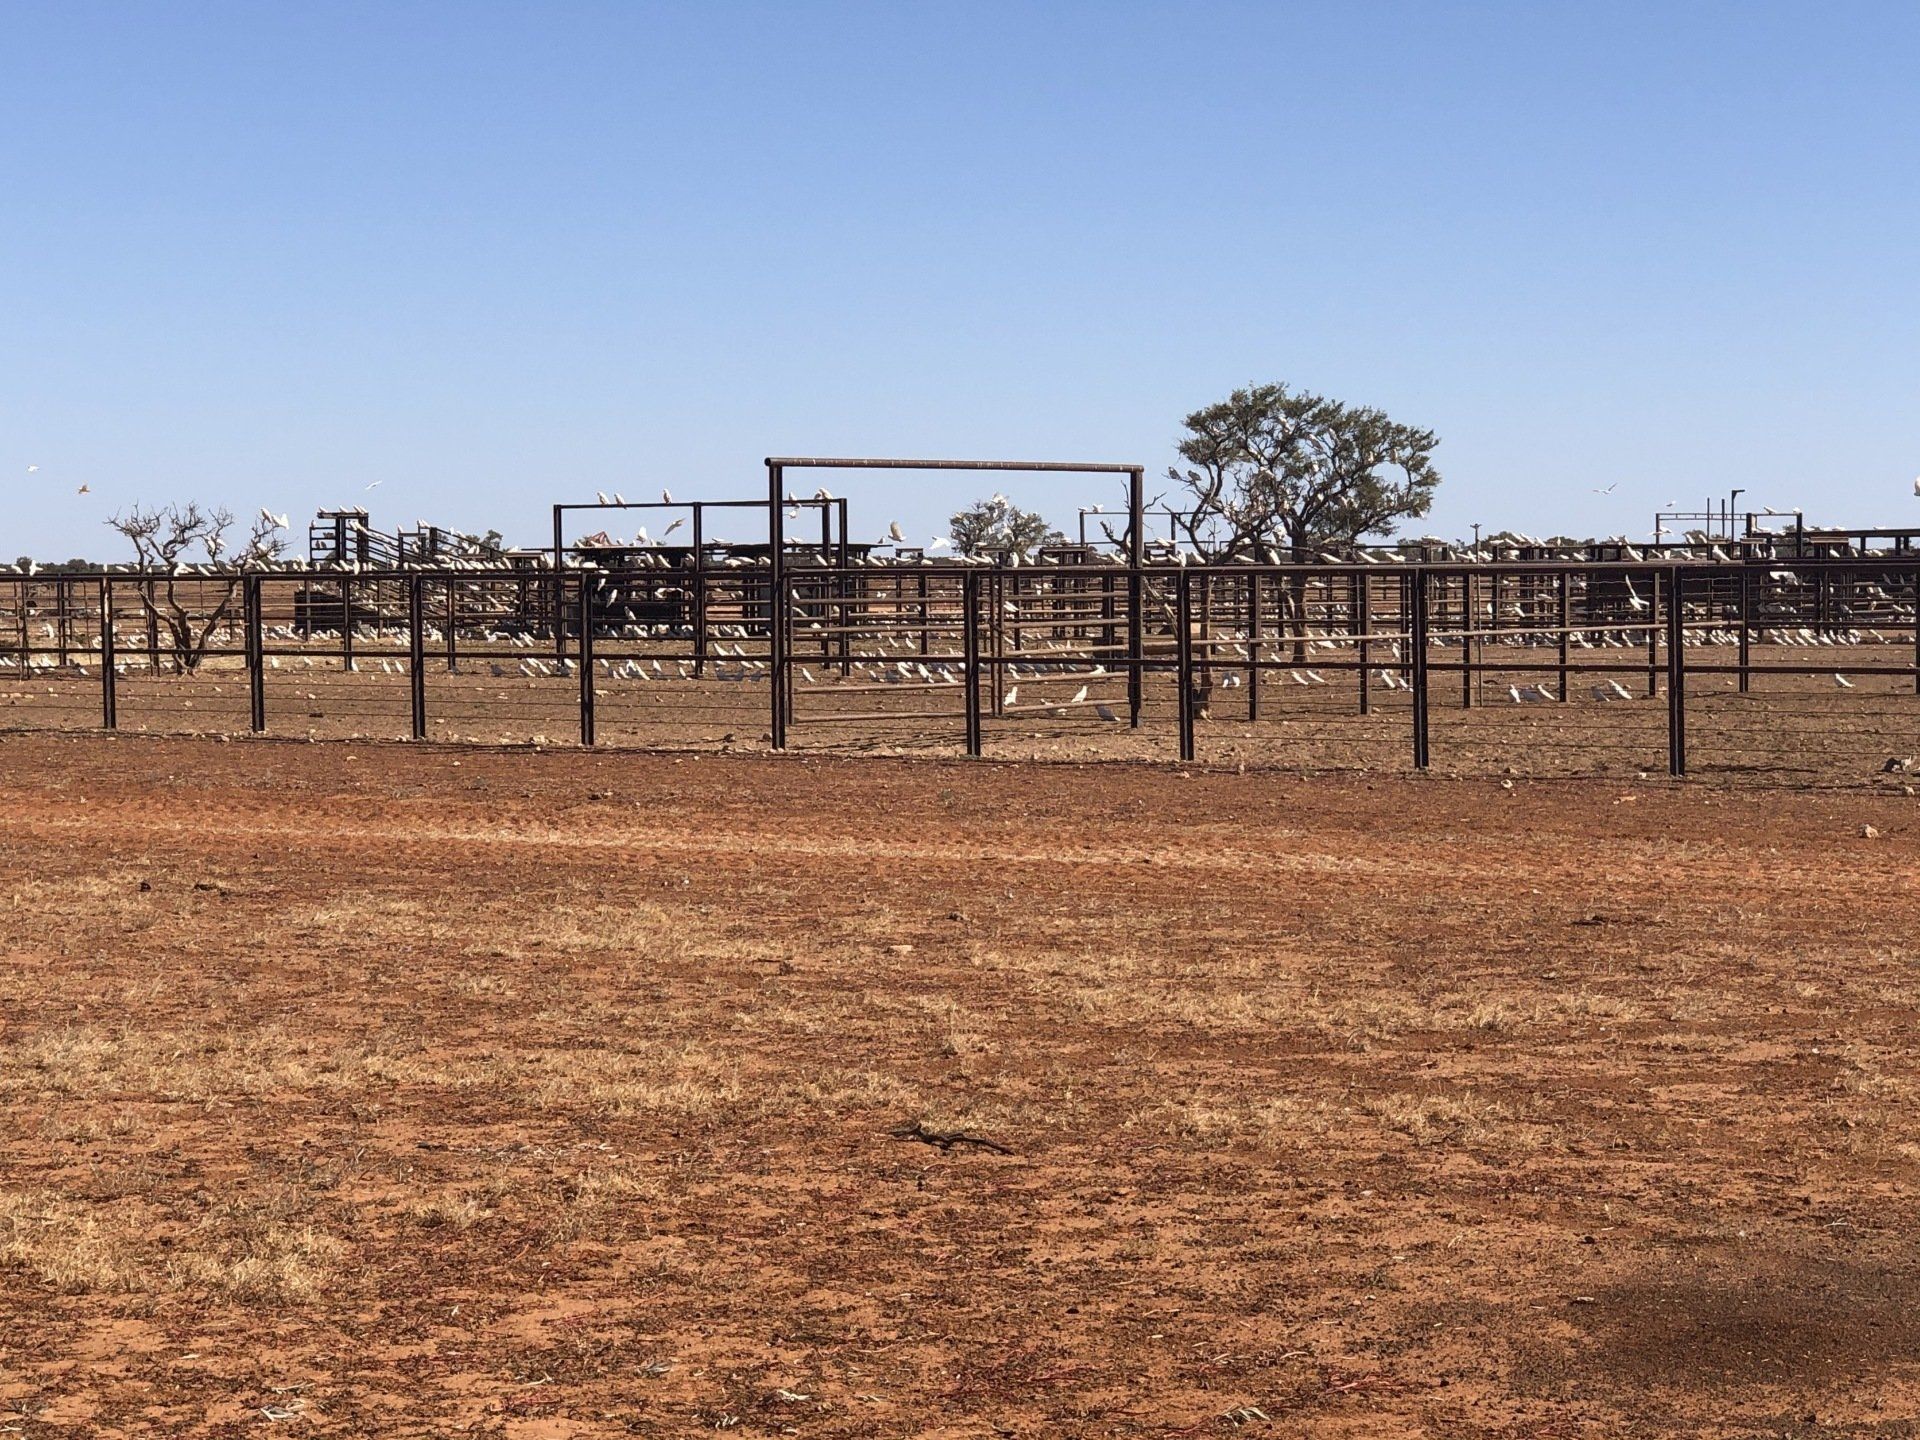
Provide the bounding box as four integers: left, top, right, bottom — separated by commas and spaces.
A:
76, 484, 89, 495
888, 521, 905, 543
365, 480, 383, 491
927, 536, 952, 552
26, 465, 38, 473
661, 517, 684, 537
1834, 673, 1855, 689
1593, 483, 1618, 494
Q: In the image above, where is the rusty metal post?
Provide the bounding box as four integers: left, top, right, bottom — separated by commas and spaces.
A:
1460, 571, 1474, 708
1355, 569, 1371, 715
1556, 572, 1570, 702
1175, 568, 1195, 762
1667, 566, 1686, 776
691, 504, 708, 678
768, 461, 787, 749
99, 577, 117, 730
1247, 571, 1263, 722
577, 576, 596, 747
1127, 467, 1145, 727
246, 575, 266, 733
1410, 571, 1430, 769
962, 569, 982, 756
988, 571, 1005, 718
552, 504, 567, 662
408, 575, 427, 740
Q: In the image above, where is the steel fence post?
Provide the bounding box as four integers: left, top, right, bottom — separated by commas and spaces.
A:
408, 575, 427, 740
578, 575, 596, 747
1556, 571, 1570, 702
962, 569, 982, 756
246, 575, 266, 733
99, 577, 117, 729
1667, 566, 1686, 776
768, 461, 787, 749
1175, 568, 1195, 762
1410, 571, 1430, 769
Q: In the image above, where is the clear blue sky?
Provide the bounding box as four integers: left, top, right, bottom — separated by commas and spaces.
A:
5, 1, 1918, 560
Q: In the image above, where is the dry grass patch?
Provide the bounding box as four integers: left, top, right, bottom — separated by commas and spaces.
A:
1, 1188, 343, 1302
1363, 1090, 1521, 1147
1131, 1092, 1343, 1147
0, 1189, 145, 1294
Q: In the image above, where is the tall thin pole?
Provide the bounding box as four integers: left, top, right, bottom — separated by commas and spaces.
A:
552, 504, 567, 662
1666, 566, 1686, 776
99, 577, 117, 730
246, 575, 266, 733
692, 503, 708, 679
768, 462, 787, 749
1127, 467, 1144, 727
1556, 572, 1570, 702
1175, 569, 1195, 762
1410, 571, 1430, 770
962, 570, 982, 757
1247, 572, 1263, 722
578, 576, 596, 747
1356, 571, 1371, 715
408, 575, 427, 740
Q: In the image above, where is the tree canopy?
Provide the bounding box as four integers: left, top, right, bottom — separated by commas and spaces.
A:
1168, 383, 1440, 559
948, 495, 1065, 559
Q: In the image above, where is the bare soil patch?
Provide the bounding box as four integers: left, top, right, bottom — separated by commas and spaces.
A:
2, 733, 1918, 1436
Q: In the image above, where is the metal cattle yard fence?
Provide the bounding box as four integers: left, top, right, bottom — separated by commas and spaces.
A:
4, 458, 1919, 785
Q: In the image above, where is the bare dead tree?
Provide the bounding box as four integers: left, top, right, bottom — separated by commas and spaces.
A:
106, 503, 286, 673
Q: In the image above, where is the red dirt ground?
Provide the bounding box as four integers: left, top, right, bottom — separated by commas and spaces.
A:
2, 733, 1918, 1437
